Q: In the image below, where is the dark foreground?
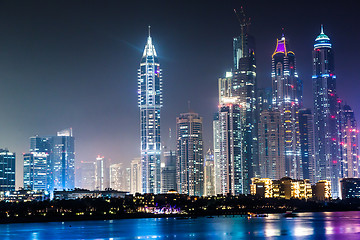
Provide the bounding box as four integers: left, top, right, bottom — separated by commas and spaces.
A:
1, 195, 360, 224
1, 211, 360, 239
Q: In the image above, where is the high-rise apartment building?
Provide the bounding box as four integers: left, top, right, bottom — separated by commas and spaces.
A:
138, 27, 162, 194
204, 149, 215, 196
339, 104, 359, 178
312, 26, 340, 197
232, 28, 258, 190
24, 129, 75, 192
51, 129, 75, 191
110, 163, 130, 191
161, 150, 176, 193
23, 152, 47, 190
77, 161, 95, 190
0, 149, 16, 192
218, 104, 243, 195
258, 109, 285, 179
95, 156, 109, 191
176, 112, 204, 196
212, 113, 221, 195
298, 108, 316, 183
271, 34, 302, 179
130, 158, 142, 194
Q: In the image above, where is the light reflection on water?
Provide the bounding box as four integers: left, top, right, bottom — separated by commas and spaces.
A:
0, 211, 360, 239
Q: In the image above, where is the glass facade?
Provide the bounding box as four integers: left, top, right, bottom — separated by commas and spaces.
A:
138, 28, 162, 194
271, 35, 302, 179
312, 26, 340, 197
176, 112, 204, 196
0, 149, 16, 192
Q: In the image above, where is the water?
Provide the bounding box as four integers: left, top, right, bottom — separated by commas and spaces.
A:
1, 212, 360, 239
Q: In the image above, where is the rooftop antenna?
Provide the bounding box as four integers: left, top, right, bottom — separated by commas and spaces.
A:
187, 100, 191, 112
320, 24, 324, 34
148, 25, 151, 37
234, 6, 251, 56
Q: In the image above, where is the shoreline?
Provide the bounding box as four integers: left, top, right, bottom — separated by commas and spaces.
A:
2, 209, 360, 225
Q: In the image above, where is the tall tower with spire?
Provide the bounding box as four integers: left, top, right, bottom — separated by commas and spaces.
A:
138, 26, 163, 193
312, 25, 340, 197
271, 34, 303, 179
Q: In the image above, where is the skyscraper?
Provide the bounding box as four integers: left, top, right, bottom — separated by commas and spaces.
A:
339, 104, 359, 178
233, 32, 258, 191
212, 113, 221, 195
298, 108, 316, 183
271, 34, 302, 179
0, 149, 16, 192
95, 156, 109, 191
130, 158, 142, 194
23, 152, 48, 190
204, 149, 215, 196
77, 161, 95, 190
138, 27, 162, 194
258, 109, 285, 179
50, 129, 75, 191
218, 103, 243, 195
161, 150, 176, 193
25, 129, 75, 192
176, 112, 204, 196
110, 163, 130, 191
312, 26, 340, 197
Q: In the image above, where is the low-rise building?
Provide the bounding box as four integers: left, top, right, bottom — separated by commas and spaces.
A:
340, 178, 360, 199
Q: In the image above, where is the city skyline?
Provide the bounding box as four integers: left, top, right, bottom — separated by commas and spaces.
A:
0, 1, 359, 189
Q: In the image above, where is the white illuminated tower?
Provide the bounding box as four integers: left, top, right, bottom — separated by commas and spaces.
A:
138, 26, 162, 193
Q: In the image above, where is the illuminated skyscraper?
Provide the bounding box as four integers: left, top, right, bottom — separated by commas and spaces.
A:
271, 34, 302, 179
258, 109, 285, 179
51, 129, 75, 191
130, 158, 142, 194
176, 112, 204, 196
298, 108, 316, 183
161, 150, 176, 193
204, 149, 215, 196
232, 18, 259, 190
25, 129, 75, 192
77, 161, 95, 190
312, 26, 340, 197
218, 103, 243, 195
23, 152, 48, 190
95, 156, 110, 191
212, 112, 221, 195
0, 149, 16, 191
339, 104, 359, 178
138, 27, 162, 194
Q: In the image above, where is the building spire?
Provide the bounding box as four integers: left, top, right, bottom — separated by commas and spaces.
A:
320, 24, 324, 34
148, 25, 151, 38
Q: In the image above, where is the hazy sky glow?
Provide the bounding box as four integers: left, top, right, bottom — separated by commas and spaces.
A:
0, 1, 358, 188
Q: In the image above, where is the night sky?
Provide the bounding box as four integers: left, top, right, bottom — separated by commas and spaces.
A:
0, 1, 359, 188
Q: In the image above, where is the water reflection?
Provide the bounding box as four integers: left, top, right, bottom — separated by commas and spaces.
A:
0, 212, 359, 239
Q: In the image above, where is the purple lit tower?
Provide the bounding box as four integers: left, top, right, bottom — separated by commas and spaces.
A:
271, 34, 303, 179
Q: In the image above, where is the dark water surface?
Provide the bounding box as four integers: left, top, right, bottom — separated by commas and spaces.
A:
1, 211, 360, 239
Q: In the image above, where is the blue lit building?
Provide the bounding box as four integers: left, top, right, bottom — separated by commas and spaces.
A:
138, 27, 162, 193
50, 129, 75, 191
271, 34, 303, 179
23, 152, 48, 190
24, 129, 75, 192
0, 149, 16, 192
312, 26, 340, 197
